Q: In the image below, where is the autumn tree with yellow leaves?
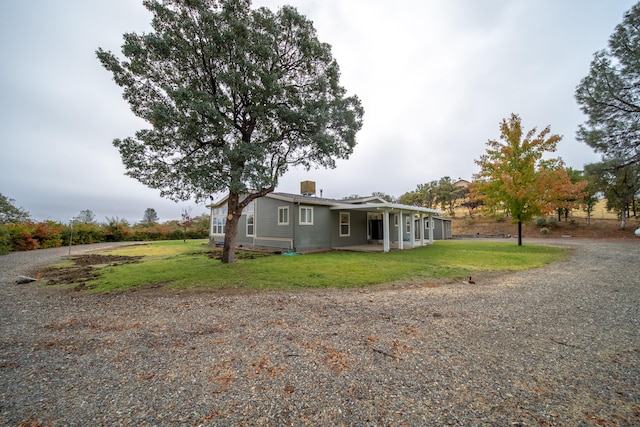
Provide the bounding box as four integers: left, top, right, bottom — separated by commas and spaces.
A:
471, 114, 587, 245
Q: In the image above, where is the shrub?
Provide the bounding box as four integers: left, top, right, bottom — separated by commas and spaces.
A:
61, 223, 104, 245
8, 223, 39, 251
540, 227, 550, 235
534, 217, 547, 227
33, 221, 64, 248
547, 216, 557, 226
0, 224, 10, 255
102, 220, 132, 242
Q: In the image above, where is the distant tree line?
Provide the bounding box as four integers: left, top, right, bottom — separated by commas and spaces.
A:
0, 200, 209, 255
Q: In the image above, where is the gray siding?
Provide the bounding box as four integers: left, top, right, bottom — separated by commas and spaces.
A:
433, 217, 452, 239
236, 214, 252, 246
330, 210, 369, 247
256, 197, 294, 239
253, 197, 294, 250
293, 204, 332, 251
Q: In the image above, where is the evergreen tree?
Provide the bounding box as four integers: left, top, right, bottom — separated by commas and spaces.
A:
0, 193, 30, 224
575, 3, 640, 168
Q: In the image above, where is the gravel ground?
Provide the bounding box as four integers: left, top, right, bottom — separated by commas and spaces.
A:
0, 239, 639, 426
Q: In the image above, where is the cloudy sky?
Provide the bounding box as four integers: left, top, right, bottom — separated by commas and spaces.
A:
0, 1, 635, 223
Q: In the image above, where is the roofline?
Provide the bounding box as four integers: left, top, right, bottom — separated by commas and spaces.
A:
207, 193, 446, 215
206, 192, 344, 208
330, 202, 444, 215
267, 193, 343, 206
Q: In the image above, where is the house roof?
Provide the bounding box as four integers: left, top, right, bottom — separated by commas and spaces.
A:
329, 202, 444, 215
266, 192, 344, 206
209, 192, 445, 216
209, 192, 388, 207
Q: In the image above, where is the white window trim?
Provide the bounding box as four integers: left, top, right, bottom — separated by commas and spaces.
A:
299, 206, 314, 225
278, 206, 289, 225
246, 213, 254, 236
339, 212, 350, 237
211, 207, 227, 235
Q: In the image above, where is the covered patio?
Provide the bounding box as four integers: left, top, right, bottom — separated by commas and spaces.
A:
329, 202, 444, 253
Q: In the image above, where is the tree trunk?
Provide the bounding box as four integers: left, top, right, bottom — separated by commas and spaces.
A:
222, 192, 242, 264
517, 221, 523, 246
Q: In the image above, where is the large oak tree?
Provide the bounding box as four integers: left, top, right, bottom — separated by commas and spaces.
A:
471, 114, 587, 246
97, 0, 363, 262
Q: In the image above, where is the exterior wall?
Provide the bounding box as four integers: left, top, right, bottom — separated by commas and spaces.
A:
400, 214, 413, 242
330, 210, 369, 247
389, 214, 399, 243
253, 197, 294, 250
209, 195, 451, 250
293, 204, 332, 251
433, 218, 453, 240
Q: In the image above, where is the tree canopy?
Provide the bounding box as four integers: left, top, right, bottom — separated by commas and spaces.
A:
398, 178, 464, 215
141, 208, 159, 225
471, 114, 587, 245
0, 193, 30, 224
76, 209, 97, 224
97, 0, 363, 262
575, 3, 640, 168
585, 160, 640, 229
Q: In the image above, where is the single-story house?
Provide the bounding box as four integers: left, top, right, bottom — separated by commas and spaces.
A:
208, 182, 452, 253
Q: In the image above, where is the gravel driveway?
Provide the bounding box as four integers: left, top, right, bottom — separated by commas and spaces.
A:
1, 239, 639, 426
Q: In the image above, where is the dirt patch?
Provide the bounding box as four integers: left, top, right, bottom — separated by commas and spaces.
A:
452, 217, 640, 240
207, 248, 274, 261
40, 254, 143, 289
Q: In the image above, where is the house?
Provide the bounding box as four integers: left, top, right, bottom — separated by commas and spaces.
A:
209, 182, 452, 253
453, 179, 471, 189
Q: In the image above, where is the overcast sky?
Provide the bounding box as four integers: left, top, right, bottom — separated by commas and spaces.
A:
1, 1, 635, 223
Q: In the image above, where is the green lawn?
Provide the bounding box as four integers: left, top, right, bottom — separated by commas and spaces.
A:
52, 239, 567, 293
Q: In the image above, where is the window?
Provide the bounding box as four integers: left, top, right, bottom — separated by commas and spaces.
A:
394, 214, 398, 226
299, 206, 313, 225
339, 212, 350, 236
243, 201, 254, 214
246, 213, 254, 236
212, 206, 227, 234
243, 201, 254, 236
278, 207, 289, 225
406, 216, 411, 233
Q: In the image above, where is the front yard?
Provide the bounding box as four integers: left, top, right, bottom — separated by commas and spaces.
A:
39, 240, 567, 293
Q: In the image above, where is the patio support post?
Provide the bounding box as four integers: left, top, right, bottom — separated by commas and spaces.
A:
383, 210, 390, 252
428, 214, 434, 245
398, 211, 403, 250
410, 212, 415, 248
420, 213, 425, 246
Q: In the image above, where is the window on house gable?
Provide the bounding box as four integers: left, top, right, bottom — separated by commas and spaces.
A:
299, 206, 313, 225
243, 201, 254, 214
339, 212, 350, 236
212, 206, 227, 234
278, 206, 289, 225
